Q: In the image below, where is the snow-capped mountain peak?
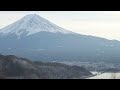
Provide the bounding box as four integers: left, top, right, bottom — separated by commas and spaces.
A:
0, 14, 74, 38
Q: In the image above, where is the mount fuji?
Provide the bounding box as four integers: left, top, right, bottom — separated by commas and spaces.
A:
0, 14, 120, 63
0, 14, 74, 38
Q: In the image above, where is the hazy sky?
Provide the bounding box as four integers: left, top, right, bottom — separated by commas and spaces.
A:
0, 11, 120, 40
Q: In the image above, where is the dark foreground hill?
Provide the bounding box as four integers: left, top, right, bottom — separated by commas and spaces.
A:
0, 55, 92, 79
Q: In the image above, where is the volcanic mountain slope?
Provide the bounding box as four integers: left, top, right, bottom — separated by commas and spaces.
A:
0, 14, 120, 63
0, 14, 74, 38
0, 55, 92, 79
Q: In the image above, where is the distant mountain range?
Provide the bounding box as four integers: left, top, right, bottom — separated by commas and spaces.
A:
0, 14, 120, 63
0, 55, 92, 79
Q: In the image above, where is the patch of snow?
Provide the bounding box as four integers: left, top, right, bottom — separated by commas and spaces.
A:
57, 46, 63, 48
105, 45, 115, 47
87, 72, 120, 79
91, 71, 99, 75
52, 61, 57, 62
110, 45, 114, 47
37, 49, 45, 51
29, 49, 45, 51
101, 43, 115, 47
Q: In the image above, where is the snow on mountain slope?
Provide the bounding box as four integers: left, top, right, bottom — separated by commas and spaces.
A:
87, 72, 120, 79
0, 14, 74, 38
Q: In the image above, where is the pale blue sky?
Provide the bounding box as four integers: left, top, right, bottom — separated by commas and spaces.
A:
0, 11, 120, 40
